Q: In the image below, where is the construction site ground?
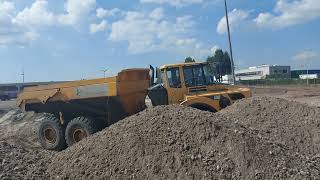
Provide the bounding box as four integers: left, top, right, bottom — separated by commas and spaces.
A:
252, 85, 320, 107
0, 85, 320, 179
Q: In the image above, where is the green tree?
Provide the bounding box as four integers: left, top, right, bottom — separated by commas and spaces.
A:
223, 52, 232, 75
206, 49, 232, 82
184, 57, 195, 63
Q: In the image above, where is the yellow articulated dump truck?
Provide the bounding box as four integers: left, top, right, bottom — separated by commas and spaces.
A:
146, 62, 252, 112
17, 62, 251, 151
17, 69, 150, 151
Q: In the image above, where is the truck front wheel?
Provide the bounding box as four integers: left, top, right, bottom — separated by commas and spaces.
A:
38, 116, 66, 151
65, 117, 98, 146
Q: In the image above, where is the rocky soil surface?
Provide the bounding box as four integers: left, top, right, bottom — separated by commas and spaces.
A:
0, 142, 53, 179
1, 97, 320, 179
48, 97, 320, 179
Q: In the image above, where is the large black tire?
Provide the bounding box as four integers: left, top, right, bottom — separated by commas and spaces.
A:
65, 117, 98, 147
38, 116, 66, 151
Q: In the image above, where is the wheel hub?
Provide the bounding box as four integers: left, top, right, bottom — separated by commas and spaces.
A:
44, 127, 57, 144
73, 129, 88, 142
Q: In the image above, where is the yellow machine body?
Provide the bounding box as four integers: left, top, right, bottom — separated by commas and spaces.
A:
148, 62, 251, 112
17, 68, 150, 123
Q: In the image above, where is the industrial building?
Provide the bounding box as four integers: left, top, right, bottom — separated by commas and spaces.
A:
0, 81, 64, 99
291, 70, 320, 79
235, 65, 291, 81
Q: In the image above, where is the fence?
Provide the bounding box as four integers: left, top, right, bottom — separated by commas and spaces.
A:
239, 78, 320, 86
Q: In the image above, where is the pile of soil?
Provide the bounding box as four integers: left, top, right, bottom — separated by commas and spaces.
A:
0, 109, 46, 150
47, 98, 320, 179
221, 97, 320, 156
0, 141, 53, 179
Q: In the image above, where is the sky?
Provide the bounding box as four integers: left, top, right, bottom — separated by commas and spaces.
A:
0, 0, 319, 83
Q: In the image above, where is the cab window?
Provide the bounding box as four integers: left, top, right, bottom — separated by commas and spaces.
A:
166, 67, 181, 88
183, 65, 206, 87
183, 67, 194, 87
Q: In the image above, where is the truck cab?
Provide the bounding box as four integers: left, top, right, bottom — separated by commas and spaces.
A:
147, 62, 251, 112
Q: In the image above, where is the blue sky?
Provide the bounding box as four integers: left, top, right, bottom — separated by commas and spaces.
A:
0, 0, 319, 83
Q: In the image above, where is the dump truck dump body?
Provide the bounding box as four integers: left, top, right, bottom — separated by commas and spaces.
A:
17, 68, 150, 150
17, 68, 150, 125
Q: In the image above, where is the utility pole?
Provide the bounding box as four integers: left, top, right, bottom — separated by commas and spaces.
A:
21, 69, 25, 83
101, 69, 108, 78
306, 63, 309, 86
224, 0, 236, 85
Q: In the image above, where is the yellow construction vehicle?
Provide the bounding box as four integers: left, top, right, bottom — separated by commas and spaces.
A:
17, 62, 251, 151
17, 69, 150, 150
146, 62, 251, 112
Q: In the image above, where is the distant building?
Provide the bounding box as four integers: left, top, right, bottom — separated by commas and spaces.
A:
235, 65, 291, 81
291, 70, 320, 78
221, 75, 233, 84
0, 81, 64, 99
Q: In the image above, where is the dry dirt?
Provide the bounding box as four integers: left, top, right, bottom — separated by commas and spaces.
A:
0, 100, 45, 150
48, 102, 320, 179
0, 100, 53, 179
0, 142, 53, 179
0, 86, 320, 179
252, 86, 320, 107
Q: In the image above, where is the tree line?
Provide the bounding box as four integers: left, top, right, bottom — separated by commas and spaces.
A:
184, 49, 232, 82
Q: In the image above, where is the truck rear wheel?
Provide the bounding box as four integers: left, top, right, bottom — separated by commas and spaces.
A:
65, 117, 98, 146
38, 116, 66, 151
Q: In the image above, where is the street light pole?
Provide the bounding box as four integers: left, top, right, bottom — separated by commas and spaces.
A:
224, 0, 236, 85
306, 63, 309, 86
101, 69, 108, 78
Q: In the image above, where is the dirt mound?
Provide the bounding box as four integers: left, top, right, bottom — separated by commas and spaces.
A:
0, 110, 46, 150
48, 101, 320, 179
221, 97, 320, 156
0, 141, 53, 179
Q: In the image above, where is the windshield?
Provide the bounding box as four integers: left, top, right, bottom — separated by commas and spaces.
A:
183, 64, 216, 87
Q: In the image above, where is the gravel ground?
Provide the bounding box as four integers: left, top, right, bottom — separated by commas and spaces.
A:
252, 86, 320, 107
48, 99, 320, 179
0, 95, 320, 179
0, 142, 53, 179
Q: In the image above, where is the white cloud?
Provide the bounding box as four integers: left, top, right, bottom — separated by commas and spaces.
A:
254, 0, 320, 29
140, 0, 204, 7
217, 9, 250, 35
96, 8, 120, 19
109, 9, 214, 56
292, 50, 318, 61
1, 0, 216, 54
58, 0, 96, 26
149, 8, 164, 20
0, 0, 100, 46
13, 0, 56, 27
0, 1, 14, 13
90, 20, 108, 34
0, 1, 40, 46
